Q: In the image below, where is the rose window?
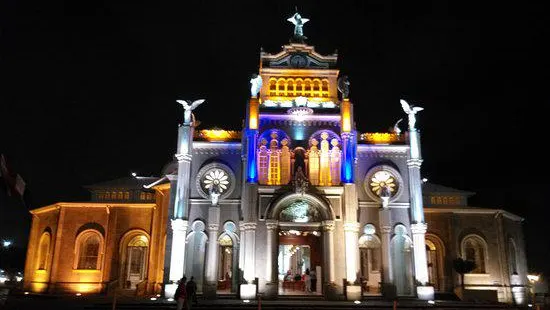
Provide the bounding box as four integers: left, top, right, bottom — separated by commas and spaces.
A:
203, 169, 229, 193
196, 163, 236, 200
369, 171, 397, 197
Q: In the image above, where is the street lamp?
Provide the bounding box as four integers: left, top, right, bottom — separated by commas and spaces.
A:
2, 240, 12, 248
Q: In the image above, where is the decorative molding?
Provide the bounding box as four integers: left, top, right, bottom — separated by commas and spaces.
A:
208, 223, 219, 231
322, 220, 335, 231
192, 142, 242, 155
265, 220, 279, 230
359, 201, 410, 208
240, 222, 257, 230
357, 145, 409, 156
424, 207, 524, 222
189, 199, 241, 205
410, 223, 428, 234
171, 219, 189, 233
175, 153, 192, 163
380, 226, 392, 234
407, 159, 423, 168
343, 222, 360, 233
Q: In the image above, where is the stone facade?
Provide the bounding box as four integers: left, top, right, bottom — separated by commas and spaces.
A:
23, 31, 529, 305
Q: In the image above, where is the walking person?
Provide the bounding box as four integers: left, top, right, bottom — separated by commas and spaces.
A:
175, 277, 188, 310
304, 268, 311, 293
310, 268, 317, 292
186, 276, 198, 307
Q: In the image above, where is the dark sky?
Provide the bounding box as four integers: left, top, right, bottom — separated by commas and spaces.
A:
1, 1, 549, 277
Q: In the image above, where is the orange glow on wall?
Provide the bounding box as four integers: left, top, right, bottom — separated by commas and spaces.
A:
249, 98, 259, 129
341, 99, 352, 132
198, 129, 241, 141
360, 132, 403, 144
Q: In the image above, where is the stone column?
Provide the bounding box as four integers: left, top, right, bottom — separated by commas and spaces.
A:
168, 219, 189, 282
264, 220, 279, 298
407, 128, 433, 299
380, 224, 393, 284
343, 222, 360, 283
240, 222, 257, 299
322, 220, 335, 283
204, 221, 220, 298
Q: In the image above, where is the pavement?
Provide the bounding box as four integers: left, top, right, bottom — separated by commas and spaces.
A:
0, 290, 537, 310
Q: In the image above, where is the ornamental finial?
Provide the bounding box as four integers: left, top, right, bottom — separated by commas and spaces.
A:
287, 10, 309, 43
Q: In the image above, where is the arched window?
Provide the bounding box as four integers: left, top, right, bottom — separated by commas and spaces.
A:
461, 234, 487, 274
508, 238, 518, 275
37, 232, 51, 270
75, 230, 104, 270
217, 221, 239, 293
269, 78, 277, 96
185, 220, 208, 292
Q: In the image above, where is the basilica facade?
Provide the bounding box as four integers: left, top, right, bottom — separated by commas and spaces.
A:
23, 15, 529, 304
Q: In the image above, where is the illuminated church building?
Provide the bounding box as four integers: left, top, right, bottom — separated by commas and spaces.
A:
23, 14, 529, 304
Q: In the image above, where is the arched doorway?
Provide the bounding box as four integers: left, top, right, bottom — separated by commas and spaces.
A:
217, 221, 239, 294
119, 231, 149, 289
425, 234, 445, 291
265, 192, 334, 296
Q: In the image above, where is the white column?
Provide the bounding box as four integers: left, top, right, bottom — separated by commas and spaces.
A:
265, 220, 278, 283
205, 223, 220, 283
243, 222, 257, 283
322, 220, 335, 283
344, 222, 360, 283
380, 225, 393, 283
169, 219, 189, 282
411, 223, 429, 284
238, 222, 246, 272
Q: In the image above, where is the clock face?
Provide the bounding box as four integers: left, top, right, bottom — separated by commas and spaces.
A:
290, 55, 307, 68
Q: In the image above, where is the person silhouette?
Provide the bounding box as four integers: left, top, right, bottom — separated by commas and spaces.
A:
186, 276, 197, 307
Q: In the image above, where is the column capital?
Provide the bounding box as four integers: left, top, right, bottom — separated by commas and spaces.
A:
406, 158, 423, 168
322, 220, 335, 232
265, 220, 279, 230
410, 222, 428, 234
380, 225, 392, 234
240, 222, 257, 231
343, 222, 360, 233
175, 153, 192, 163
171, 218, 189, 232
208, 223, 219, 231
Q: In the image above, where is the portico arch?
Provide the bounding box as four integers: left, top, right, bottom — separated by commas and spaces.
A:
265, 192, 335, 222
263, 192, 335, 297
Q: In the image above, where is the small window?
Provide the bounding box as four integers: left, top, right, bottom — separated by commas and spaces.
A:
75, 231, 103, 270
37, 232, 51, 270
124, 192, 130, 200
462, 235, 487, 273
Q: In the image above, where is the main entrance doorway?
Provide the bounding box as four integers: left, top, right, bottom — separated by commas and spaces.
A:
277, 229, 322, 296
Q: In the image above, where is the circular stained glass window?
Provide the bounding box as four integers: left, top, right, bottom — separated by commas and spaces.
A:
196, 163, 235, 200
364, 166, 403, 202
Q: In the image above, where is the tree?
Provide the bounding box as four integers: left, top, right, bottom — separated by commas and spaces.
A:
453, 257, 476, 290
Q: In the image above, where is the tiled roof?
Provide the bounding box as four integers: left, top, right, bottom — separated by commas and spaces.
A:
422, 182, 475, 197
84, 176, 159, 190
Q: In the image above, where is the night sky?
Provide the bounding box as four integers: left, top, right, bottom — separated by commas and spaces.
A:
1, 1, 549, 277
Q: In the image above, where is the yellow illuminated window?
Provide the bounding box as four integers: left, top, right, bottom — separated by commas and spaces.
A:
124, 192, 130, 200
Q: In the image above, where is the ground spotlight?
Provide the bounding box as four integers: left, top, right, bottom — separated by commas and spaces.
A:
150, 297, 157, 301
24, 292, 29, 295
428, 300, 435, 305
75, 293, 82, 296
167, 297, 174, 301
354, 300, 361, 304
243, 299, 250, 303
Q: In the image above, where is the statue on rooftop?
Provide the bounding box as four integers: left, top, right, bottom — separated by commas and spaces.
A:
250, 74, 262, 97
176, 99, 205, 126
287, 11, 309, 43
400, 99, 424, 131
337, 75, 350, 99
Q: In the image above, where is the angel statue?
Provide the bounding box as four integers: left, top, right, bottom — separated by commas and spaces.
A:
209, 184, 221, 206
337, 75, 350, 99
400, 99, 424, 131
287, 11, 309, 43
250, 74, 262, 97
176, 99, 205, 126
